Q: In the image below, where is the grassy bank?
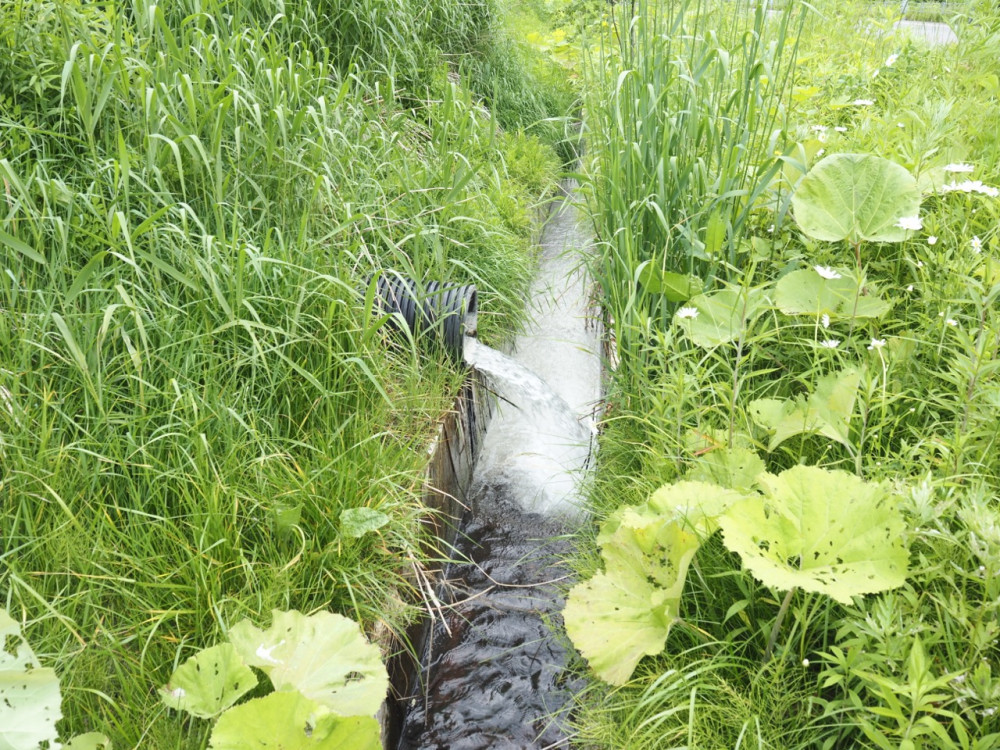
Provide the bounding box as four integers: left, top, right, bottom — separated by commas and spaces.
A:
571, 0, 1000, 746
0, 0, 574, 745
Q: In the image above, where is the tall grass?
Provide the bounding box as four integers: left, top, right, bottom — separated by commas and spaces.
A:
0, 0, 568, 744
584, 0, 807, 390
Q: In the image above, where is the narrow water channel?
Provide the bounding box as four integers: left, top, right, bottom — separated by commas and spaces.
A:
397, 187, 600, 749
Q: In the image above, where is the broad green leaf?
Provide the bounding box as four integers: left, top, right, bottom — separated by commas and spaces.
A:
774, 269, 890, 319
209, 692, 380, 750
227, 610, 387, 716
63, 733, 113, 750
599, 505, 703, 589
0, 610, 62, 750
718, 466, 909, 604
339, 507, 390, 539
563, 564, 675, 686
750, 368, 860, 450
160, 643, 257, 718
679, 287, 766, 348
637, 264, 704, 302
791, 153, 920, 243
684, 444, 766, 494
646, 480, 750, 536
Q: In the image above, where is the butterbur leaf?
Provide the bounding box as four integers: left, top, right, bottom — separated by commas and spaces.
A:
339, 507, 390, 539
0, 610, 62, 750
563, 564, 676, 686
599, 506, 703, 590
63, 733, 113, 750
209, 691, 380, 750
637, 264, 704, 302
684, 443, 766, 493
750, 368, 860, 450
228, 610, 388, 716
160, 642, 257, 718
792, 153, 920, 243
774, 269, 890, 319
718, 466, 909, 604
679, 287, 767, 348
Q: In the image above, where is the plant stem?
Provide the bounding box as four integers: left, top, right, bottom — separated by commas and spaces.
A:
763, 586, 797, 663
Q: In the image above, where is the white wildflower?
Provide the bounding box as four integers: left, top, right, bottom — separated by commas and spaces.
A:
886, 53, 899, 66
820, 339, 841, 349
867, 338, 886, 350
941, 180, 1000, 197
802, 659, 810, 667
971, 236, 982, 253
944, 163, 974, 173
821, 313, 830, 329
907, 284, 914, 292
810, 125, 827, 132
946, 318, 958, 326
853, 98, 875, 106
897, 122, 905, 128
834, 126, 848, 132
676, 306, 699, 320
894, 215, 922, 231
927, 236, 937, 245
814, 265, 842, 280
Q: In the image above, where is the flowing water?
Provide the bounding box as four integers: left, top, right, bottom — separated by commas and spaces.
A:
397, 190, 600, 749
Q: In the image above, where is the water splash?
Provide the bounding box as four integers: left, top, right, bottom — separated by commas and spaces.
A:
464, 338, 592, 521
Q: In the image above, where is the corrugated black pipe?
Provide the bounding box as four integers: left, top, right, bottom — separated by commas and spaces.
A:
373, 273, 478, 361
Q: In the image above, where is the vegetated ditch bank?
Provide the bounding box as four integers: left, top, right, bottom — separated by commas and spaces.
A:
382, 182, 602, 749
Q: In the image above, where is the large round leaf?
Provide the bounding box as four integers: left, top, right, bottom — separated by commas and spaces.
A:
791, 154, 920, 243
160, 643, 258, 718
718, 466, 909, 604
209, 692, 380, 750
227, 610, 388, 716
0, 610, 62, 750
774, 269, 890, 319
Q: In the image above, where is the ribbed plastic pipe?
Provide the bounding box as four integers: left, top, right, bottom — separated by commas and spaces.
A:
373, 273, 478, 361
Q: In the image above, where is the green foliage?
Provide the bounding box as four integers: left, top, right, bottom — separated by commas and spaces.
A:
792, 153, 922, 243
163, 611, 386, 747
227, 610, 388, 716
0, 611, 61, 750
774, 267, 891, 319
159, 644, 258, 719
719, 466, 909, 604
749, 367, 861, 450
209, 692, 380, 750
676, 287, 768, 348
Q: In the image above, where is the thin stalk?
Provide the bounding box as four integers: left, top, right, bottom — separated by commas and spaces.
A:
763, 586, 796, 663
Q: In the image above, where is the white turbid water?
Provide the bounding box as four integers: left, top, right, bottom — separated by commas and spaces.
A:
463, 189, 601, 521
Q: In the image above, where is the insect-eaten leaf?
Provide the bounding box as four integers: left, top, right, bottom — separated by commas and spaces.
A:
750, 368, 860, 450
208, 691, 380, 750
678, 287, 767, 348
160, 642, 258, 719
683, 432, 766, 493
567, 482, 747, 685
339, 507, 390, 539
63, 732, 114, 750
718, 465, 909, 604
774, 269, 890, 319
227, 610, 388, 716
0, 610, 62, 750
791, 153, 920, 243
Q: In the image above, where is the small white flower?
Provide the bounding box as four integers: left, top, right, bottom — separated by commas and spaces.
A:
821, 313, 830, 329
916, 260, 924, 268
256, 640, 286, 664
927, 236, 937, 245
941, 180, 1000, 197
834, 126, 848, 132
907, 284, 914, 291
943, 163, 974, 173
853, 98, 875, 106
810, 124, 827, 132
868, 338, 886, 350
814, 265, 842, 280
971, 236, 982, 253
946, 318, 958, 326
767, 224, 775, 233
886, 53, 899, 66
897, 122, 906, 128
820, 339, 841, 349
802, 658, 810, 667
895, 215, 922, 231
676, 306, 699, 320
